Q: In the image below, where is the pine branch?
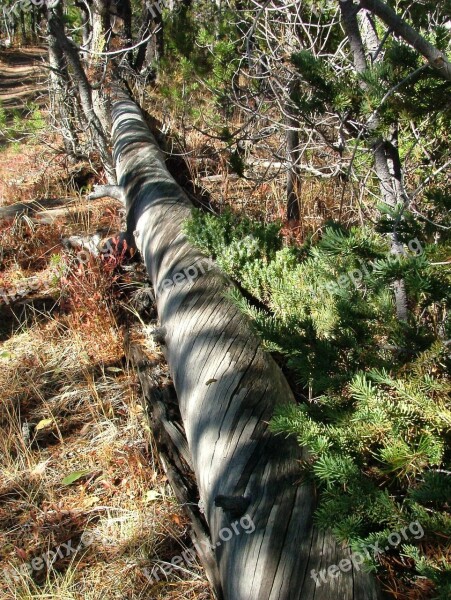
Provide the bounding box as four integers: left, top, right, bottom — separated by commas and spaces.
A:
358, 0, 451, 81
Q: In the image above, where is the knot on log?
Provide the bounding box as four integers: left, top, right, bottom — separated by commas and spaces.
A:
215, 495, 251, 519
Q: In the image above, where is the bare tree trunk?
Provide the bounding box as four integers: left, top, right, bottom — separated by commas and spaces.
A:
134, 0, 164, 73
285, 14, 302, 222
31, 8, 36, 41
286, 117, 301, 221
88, 0, 113, 134
112, 0, 132, 50
359, 0, 451, 81
20, 10, 26, 45
110, 86, 385, 600
90, 0, 111, 54
47, 6, 116, 183
48, 11, 80, 159
340, 0, 409, 321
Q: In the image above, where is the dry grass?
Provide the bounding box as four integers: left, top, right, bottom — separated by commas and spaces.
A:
0, 138, 67, 207
0, 320, 210, 600
0, 214, 62, 277
0, 147, 125, 307
0, 134, 211, 600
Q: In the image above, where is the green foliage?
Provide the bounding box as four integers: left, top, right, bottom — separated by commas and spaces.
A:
183, 208, 282, 272
162, 2, 241, 85
49, 253, 68, 287
61, 469, 91, 486
157, 1, 245, 126
164, 3, 198, 62
0, 102, 44, 149
409, 471, 451, 506
185, 209, 451, 593
0, 101, 6, 131
402, 545, 451, 599
291, 51, 337, 115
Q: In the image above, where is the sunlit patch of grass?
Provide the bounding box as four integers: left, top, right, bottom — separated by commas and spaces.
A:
0, 213, 63, 276
0, 135, 210, 599
0, 316, 210, 599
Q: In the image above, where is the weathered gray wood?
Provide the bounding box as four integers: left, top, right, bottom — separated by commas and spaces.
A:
87, 184, 125, 204
125, 339, 222, 596
0, 197, 118, 225
112, 89, 385, 600
0, 198, 75, 221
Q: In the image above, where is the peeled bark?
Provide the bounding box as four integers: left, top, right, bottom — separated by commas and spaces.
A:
111, 88, 384, 600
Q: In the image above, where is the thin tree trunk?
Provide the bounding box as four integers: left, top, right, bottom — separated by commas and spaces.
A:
286, 118, 301, 221
47, 6, 116, 183
340, 0, 409, 321
114, 0, 132, 50
31, 9, 36, 41
88, 0, 113, 134
20, 10, 26, 44
48, 12, 80, 159
285, 34, 302, 221
134, 0, 164, 72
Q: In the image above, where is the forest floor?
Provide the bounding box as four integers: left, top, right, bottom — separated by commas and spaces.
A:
0, 49, 211, 600
1, 46, 442, 600
0, 47, 47, 111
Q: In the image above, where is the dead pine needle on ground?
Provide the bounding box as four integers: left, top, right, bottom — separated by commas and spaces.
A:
0, 130, 212, 600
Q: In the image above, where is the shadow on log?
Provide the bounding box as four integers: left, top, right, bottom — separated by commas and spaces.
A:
125, 338, 223, 594
112, 88, 385, 600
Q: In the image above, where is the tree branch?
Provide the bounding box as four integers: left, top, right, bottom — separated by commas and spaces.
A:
358, 0, 451, 81
87, 184, 125, 204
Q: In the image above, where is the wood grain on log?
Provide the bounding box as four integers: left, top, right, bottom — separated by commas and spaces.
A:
112, 89, 384, 600
125, 338, 222, 595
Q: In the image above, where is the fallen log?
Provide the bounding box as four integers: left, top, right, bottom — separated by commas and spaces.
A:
112, 89, 385, 600
125, 338, 223, 594
0, 197, 76, 221
0, 196, 123, 224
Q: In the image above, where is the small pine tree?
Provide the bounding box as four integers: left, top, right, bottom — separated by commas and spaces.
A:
185, 209, 451, 595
